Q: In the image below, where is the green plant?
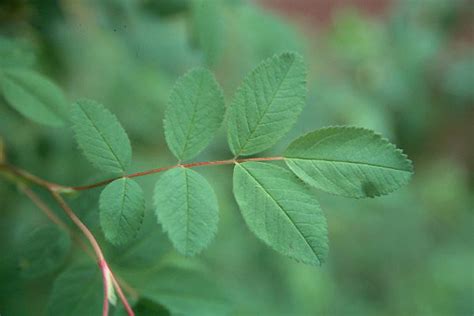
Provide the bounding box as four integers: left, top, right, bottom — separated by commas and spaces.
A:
0, 50, 412, 315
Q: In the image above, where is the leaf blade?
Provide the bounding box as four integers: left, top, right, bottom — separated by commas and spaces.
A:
153, 168, 219, 256
70, 99, 132, 174
233, 162, 328, 265
164, 68, 225, 161
227, 52, 307, 156
18, 225, 71, 278
0, 69, 67, 126
284, 126, 413, 198
47, 265, 102, 316
99, 178, 145, 246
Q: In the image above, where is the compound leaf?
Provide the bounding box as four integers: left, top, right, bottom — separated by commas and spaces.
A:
0, 69, 67, 126
18, 225, 71, 278
284, 126, 414, 198
99, 178, 145, 246
47, 265, 102, 316
153, 168, 219, 256
233, 162, 328, 265
70, 99, 132, 174
164, 68, 225, 161
227, 52, 307, 156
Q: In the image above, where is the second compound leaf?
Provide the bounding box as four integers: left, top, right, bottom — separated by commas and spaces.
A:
153, 168, 219, 256
233, 162, 328, 265
99, 178, 146, 246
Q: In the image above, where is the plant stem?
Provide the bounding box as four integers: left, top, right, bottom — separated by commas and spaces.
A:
0, 155, 284, 315
70, 156, 284, 191
19, 185, 93, 256
50, 191, 134, 316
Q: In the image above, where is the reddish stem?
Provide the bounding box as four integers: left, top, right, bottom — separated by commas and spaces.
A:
70, 156, 284, 191
50, 191, 134, 316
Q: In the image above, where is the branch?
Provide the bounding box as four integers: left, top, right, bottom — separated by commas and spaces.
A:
67, 156, 283, 191
50, 191, 135, 316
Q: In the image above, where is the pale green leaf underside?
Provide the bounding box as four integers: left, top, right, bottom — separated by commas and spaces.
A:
164, 67, 225, 161
153, 168, 219, 256
47, 266, 102, 316
0, 69, 68, 126
18, 225, 71, 278
99, 178, 145, 246
233, 162, 328, 265
227, 52, 307, 156
70, 99, 132, 174
284, 126, 414, 198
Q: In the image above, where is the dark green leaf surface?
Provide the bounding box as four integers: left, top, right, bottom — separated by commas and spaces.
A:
233, 162, 328, 265
70, 99, 132, 174
0, 69, 67, 126
47, 265, 102, 316
154, 168, 219, 256
99, 178, 145, 246
18, 225, 71, 278
227, 52, 307, 156
136, 267, 230, 316
284, 127, 413, 198
164, 68, 225, 161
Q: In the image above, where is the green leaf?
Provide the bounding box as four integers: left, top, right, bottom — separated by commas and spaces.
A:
164, 68, 225, 161
227, 52, 307, 156
99, 178, 145, 246
109, 210, 172, 269
18, 225, 71, 278
190, 0, 223, 66
0, 69, 67, 126
233, 162, 328, 265
0, 36, 35, 68
134, 266, 230, 316
153, 168, 219, 256
47, 265, 102, 316
70, 99, 132, 174
284, 126, 414, 198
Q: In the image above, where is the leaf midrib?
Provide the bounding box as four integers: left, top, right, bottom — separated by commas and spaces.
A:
179, 73, 205, 160
286, 157, 412, 173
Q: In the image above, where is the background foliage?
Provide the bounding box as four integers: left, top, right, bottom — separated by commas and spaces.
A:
0, 0, 473, 315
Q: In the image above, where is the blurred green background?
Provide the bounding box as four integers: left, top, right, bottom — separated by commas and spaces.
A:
0, 0, 473, 315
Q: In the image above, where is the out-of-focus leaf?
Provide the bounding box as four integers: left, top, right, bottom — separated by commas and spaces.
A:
0, 36, 35, 68
190, 0, 223, 66
0, 69, 68, 126
47, 265, 102, 316
135, 266, 231, 316
18, 225, 71, 278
